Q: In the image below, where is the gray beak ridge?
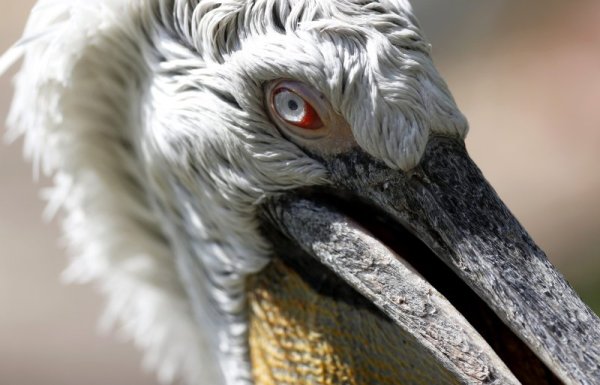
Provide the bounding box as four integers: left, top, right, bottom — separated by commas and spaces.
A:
264, 136, 600, 384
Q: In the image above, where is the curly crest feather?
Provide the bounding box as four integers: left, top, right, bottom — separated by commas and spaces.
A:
2, 1, 466, 384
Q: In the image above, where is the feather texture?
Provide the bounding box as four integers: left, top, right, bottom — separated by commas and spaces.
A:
2, 1, 467, 384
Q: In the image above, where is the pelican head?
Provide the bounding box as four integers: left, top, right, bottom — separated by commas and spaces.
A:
4, 1, 599, 384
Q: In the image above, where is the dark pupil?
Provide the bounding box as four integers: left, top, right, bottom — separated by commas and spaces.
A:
287, 99, 299, 111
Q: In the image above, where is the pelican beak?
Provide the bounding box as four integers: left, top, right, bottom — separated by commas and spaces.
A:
263, 135, 600, 384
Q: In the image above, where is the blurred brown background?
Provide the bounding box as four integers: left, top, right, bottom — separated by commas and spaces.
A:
1, 1, 599, 384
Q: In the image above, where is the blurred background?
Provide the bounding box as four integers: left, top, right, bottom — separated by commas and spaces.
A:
1, 1, 599, 384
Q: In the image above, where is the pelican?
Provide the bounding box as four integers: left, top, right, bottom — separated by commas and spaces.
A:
2, 1, 599, 384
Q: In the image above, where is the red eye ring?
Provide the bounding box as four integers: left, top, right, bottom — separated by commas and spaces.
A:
272, 87, 324, 130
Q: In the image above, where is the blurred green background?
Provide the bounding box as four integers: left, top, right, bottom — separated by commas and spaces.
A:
1, 1, 598, 384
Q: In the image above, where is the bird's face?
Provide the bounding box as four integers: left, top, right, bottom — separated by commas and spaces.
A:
142, 1, 599, 384
5, 0, 598, 384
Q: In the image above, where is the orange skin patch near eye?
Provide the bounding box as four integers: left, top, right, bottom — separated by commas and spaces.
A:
297, 101, 323, 130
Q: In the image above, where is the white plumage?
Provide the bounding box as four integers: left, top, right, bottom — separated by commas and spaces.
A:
5, 2, 599, 385
3, 1, 466, 383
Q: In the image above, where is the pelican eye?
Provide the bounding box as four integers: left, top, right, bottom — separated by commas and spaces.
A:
265, 79, 355, 154
272, 87, 323, 130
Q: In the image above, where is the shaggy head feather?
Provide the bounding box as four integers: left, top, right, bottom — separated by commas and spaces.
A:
3, 1, 467, 384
